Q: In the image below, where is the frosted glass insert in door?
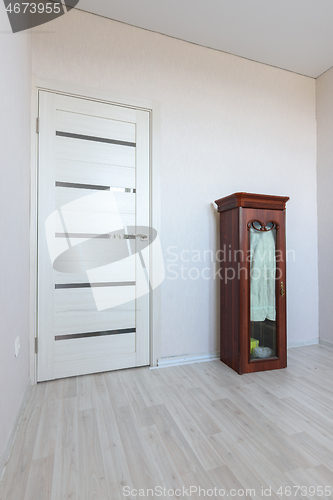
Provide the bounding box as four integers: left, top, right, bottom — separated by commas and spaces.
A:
250, 227, 276, 321
37, 90, 150, 381
249, 221, 277, 360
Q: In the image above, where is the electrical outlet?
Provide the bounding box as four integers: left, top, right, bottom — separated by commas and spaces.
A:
15, 336, 20, 357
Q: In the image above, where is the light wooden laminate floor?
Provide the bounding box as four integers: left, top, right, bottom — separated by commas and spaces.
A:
1, 345, 333, 499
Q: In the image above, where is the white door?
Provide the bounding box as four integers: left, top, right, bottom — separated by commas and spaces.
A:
37, 90, 150, 381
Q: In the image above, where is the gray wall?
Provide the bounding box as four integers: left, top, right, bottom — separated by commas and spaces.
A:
316, 67, 333, 346
0, 10, 31, 463
32, 9, 319, 358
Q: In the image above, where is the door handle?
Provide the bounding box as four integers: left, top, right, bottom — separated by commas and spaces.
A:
280, 282, 285, 297
108, 233, 148, 241
134, 234, 148, 241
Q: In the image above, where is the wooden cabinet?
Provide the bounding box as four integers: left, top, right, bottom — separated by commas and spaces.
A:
215, 193, 289, 374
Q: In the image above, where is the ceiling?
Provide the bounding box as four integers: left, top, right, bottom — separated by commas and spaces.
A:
77, 0, 333, 79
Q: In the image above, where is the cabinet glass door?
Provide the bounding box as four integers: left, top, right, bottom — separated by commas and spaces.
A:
249, 220, 278, 361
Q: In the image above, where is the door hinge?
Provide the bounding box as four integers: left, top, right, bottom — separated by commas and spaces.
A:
36, 117, 39, 134
35, 337, 38, 354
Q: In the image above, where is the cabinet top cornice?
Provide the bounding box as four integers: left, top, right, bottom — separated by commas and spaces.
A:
215, 192, 289, 213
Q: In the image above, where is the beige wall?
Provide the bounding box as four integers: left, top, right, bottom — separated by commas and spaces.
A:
0, 11, 31, 464
316, 67, 333, 346
32, 9, 319, 359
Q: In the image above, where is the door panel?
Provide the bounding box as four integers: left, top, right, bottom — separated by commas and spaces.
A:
55, 187, 136, 213
54, 289, 136, 335
54, 257, 136, 285
37, 90, 150, 381
56, 136, 136, 166
55, 160, 136, 190
53, 335, 137, 379
56, 109, 136, 143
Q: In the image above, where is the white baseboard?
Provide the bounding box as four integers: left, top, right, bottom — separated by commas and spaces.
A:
154, 352, 220, 369
0, 381, 32, 483
287, 338, 319, 349
319, 338, 333, 349
155, 339, 323, 367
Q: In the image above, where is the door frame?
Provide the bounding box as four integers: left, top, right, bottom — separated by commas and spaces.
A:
30, 76, 161, 384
